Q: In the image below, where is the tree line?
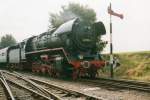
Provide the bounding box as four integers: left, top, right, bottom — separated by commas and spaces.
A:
0, 34, 16, 49
48, 3, 96, 29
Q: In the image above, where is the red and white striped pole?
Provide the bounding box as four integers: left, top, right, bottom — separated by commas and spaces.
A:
109, 3, 114, 78
108, 3, 123, 78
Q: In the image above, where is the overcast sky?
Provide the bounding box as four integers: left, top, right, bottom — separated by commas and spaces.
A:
0, 0, 150, 53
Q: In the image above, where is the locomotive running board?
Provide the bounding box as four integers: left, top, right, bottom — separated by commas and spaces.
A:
25, 48, 70, 63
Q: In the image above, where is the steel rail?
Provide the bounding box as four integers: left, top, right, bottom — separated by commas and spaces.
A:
29, 77, 106, 100
96, 78, 150, 91
6, 71, 106, 100
22, 71, 150, 92
79, 78, 150, 92
3, 71, 63, 100
0, 71, 15, 100
6, 79, 51, 100
15, 74, 62, 100
96, 77, 150, 86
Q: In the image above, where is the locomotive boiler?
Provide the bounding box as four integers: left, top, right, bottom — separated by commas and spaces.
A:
27, 18, 105, 52
0, 18, 106, 79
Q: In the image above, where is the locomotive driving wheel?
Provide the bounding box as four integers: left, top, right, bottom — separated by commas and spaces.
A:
90, 72, 96, 78
89, 66, 97, 78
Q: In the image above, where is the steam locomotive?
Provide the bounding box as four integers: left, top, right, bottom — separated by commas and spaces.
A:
0, 18, 106, 79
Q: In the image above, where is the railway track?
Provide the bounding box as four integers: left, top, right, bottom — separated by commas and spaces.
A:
17, 71, 150, 93
29, 77, 105, 100
0, 71, 15, 100
0, 82, 8, 100
78, 78, 150, 92
0, 70, 48, 100
1, 70, 149, 100
2, 71, 106, 100
1, 71, 60, 100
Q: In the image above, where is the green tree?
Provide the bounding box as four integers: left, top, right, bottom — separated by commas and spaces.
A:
0, 34, 16, 48
48, 3, 96, 29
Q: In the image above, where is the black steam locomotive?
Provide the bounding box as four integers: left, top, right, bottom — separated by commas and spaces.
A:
0, 18, 106, 79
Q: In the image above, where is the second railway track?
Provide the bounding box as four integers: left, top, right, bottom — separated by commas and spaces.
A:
12, 70, 150, 93
15, 70, 150, 93
77, 78, 150, 92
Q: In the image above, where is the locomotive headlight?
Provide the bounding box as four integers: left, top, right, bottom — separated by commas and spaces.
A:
78, 55, 83, 59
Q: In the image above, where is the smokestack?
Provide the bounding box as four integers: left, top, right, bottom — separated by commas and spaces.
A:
92, 21, 106, 36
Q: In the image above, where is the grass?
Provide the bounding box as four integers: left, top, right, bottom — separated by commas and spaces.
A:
100, 51, 150, 82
